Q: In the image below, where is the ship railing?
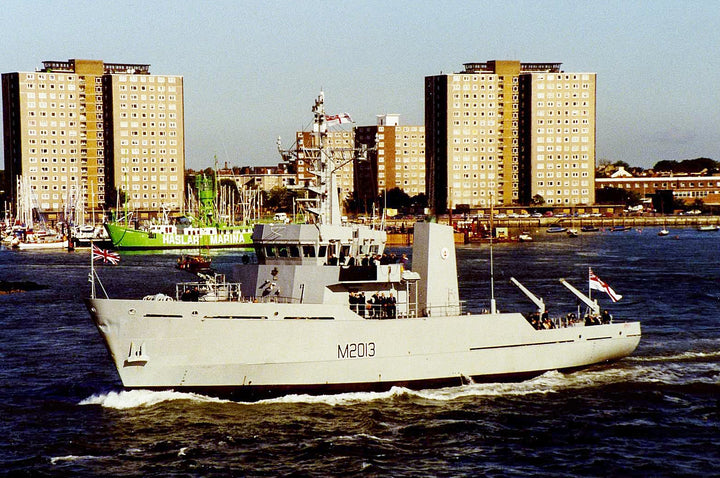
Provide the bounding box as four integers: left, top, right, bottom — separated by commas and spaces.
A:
369, 302, 415, 319
353, 301, 465, 319
247, 295, 302, 304
353, 303, 403, 319
524, 312, 612, 330
176, 279, 242, 302
422, 302, 466, 317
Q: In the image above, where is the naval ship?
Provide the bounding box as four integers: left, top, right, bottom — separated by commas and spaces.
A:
86, 93, 641, 401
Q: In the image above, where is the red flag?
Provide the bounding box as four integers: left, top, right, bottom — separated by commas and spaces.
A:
92, 244, 120, 265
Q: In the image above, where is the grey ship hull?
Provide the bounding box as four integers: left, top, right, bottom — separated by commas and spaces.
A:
86, 298, 640, 401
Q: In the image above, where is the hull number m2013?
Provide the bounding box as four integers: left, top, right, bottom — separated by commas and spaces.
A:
338, 342, 375, 359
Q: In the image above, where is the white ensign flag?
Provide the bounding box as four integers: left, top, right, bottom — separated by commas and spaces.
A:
589, 268, 622, 302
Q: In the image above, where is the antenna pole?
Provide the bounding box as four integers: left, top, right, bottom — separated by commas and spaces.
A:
588, 267, 592, 300
90, 240, 96, 299
586, 267, 593, 317
489, 193, 496, 314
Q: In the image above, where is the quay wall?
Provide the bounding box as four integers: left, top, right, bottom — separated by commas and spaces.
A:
491, 215, 720, 228
384, 215, 720, 245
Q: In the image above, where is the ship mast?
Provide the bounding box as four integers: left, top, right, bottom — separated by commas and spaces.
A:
309, 91, 342, 225
278, 91, 365, 226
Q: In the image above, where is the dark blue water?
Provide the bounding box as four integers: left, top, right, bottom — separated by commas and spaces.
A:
1, 226, 719, 476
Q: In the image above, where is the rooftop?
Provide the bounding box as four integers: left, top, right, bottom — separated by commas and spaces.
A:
41, 59, 151, 75
462, 61, 563, 74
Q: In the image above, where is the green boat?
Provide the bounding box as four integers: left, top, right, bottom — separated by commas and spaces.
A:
105, 175, 255, 250
104, 222, 253, 250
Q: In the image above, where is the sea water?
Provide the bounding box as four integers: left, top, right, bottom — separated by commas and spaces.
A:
1, 227, 718, 476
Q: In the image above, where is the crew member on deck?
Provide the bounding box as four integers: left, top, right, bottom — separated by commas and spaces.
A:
358, 292, 366, 317
387, 293, 397, 318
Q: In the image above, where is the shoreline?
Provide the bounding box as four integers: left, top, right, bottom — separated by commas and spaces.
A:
384, 215, 719, 245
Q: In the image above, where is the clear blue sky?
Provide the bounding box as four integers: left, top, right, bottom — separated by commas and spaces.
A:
1, 0, 718, 170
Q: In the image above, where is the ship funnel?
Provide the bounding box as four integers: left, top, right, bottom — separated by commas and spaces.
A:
412, 222, 460, 316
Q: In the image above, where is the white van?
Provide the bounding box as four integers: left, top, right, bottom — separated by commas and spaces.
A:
273, 212, 289, 223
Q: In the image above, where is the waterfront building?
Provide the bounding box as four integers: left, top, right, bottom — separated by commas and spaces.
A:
425, 60, 596, 213
355, 114, 426, 201
597, 174, 720, 203
2, 59, 184, 219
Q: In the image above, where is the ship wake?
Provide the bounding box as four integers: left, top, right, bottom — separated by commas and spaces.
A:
78, 363, 668, 409
79, 389, 229, 409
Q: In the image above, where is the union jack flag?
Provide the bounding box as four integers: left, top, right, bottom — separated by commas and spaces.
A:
92, 244, 120, 265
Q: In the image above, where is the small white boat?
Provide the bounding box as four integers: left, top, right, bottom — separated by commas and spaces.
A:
518, 232, 533, 242
72, 224, 111, 248
658, 228, 670, 236
15, 237, 69, 250
697, 225, 719, 232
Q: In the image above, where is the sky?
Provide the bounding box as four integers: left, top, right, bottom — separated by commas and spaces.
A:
1, 0, 718, 170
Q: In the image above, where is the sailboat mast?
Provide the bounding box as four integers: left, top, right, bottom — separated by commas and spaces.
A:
91, 181, 96, 227
123, 173, 129, 226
